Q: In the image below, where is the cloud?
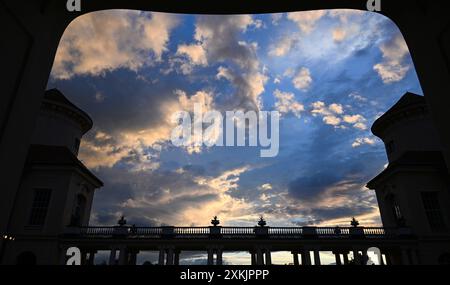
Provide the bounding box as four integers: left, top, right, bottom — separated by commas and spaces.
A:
292, 67, 312, 91
176, 43, 208, 68
328, 10, 366, 24
112, 166, 255, 226
352, 137, 376, 148
349, 92, 367, 102
273, 89, 305, 118
329, 103, 344, 115
79, 89, 216, 169
284, 149, 385, 227
311, 101, 367, 130
258, 183, 273, 191
173, 44, 208, 75
194, 15, 268, 111
283, 68, 295, 78
287, 11, 326, 34
268, 35, 298, 57
332, 27, 347, 43
271, 14, 283, 26
329, 10, 367, 43
311, 101, 342, 117
323, 116, 342, 126
373, 34, 411, 83
52, 11, 178, 79
94, 92, 105, 103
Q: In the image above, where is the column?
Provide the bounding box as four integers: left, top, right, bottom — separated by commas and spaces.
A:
216, 249, 223, 265
129, 250, 138, 265
292, 251, 299, 266
80, 251, 87, 265
166, 248, 174, 265
87, 250, 96, 265
109, 248, 117, 265
361, 249, 368, 265
250, 251, 256, 265
301, 249, 311, 265
410, 249, 419, 265
334, 252, 342, 266
343, 252, 349, 265
256, 248, 264, 265
401, 248, 410, 265
174, 250, 180, 265
265, 250, 271, 265
158, 248, 165, 265
118, 247, 128, 265
352, 249, 361, 265
59, 246, 68, 265
207, 249, 214, 265
313, 250, 321, 266
379, 253, 385, 265
383, 251, 392, 265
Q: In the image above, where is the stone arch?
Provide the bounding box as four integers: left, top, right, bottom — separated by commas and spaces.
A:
1, 0, 450, 251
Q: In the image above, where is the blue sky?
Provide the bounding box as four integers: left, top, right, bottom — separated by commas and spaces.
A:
48, 10, 423, 236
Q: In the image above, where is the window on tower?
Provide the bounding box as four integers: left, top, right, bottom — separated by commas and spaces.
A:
28, 188, 52, 226
421, 191, 446, 232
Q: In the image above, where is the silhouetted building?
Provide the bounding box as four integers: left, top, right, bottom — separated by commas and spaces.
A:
367, 92, 450, 264
2, 91, 449, 265
1, 89, 102, 265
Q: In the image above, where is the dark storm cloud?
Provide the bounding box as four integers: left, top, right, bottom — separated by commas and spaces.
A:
50, 69, 178, 135
293, 203, 377, 225
288, 173, 341, 201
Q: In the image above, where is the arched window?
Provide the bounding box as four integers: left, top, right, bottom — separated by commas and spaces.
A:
70, 194, 87, 226
386, 193, 405, 226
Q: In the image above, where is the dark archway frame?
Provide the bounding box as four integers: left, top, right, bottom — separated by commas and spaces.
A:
1, 0, 449, 249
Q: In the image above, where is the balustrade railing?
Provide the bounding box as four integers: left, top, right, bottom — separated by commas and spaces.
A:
66, 226, 412, 239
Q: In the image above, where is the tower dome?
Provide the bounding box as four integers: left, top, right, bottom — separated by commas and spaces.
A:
371, 92, 443, 163
31, 89, 93, 156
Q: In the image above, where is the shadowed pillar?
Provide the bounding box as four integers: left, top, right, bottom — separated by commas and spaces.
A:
207, 249, 214, 265
118, 247, 128, 265
352, 249, 361, 265
256, 248, 264, 265
87, 250, 96, 265
301, 249, 311, 265
166, 248, 174, 265
313, 250, 321, 265
109, 248, 117, 265
216, 249, 223, 265
250, 250, 256, 265
334, 252, 342, 266
265, 249, 271, 265
158, 248, 165, 265
343, 252, 349, 265
128, 250, 138, 265
292, 251, 299, 266
401, 248, 410, 265
174, 250, 180, 265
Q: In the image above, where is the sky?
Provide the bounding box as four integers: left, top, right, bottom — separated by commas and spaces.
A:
47, 9, 423, 264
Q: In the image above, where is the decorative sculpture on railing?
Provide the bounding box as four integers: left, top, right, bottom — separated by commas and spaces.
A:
211, 216, 220, 227
118, 216, 127, 227
350, 217, 360, 228
66, 216, 413, 240
257, 216, 267, 227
